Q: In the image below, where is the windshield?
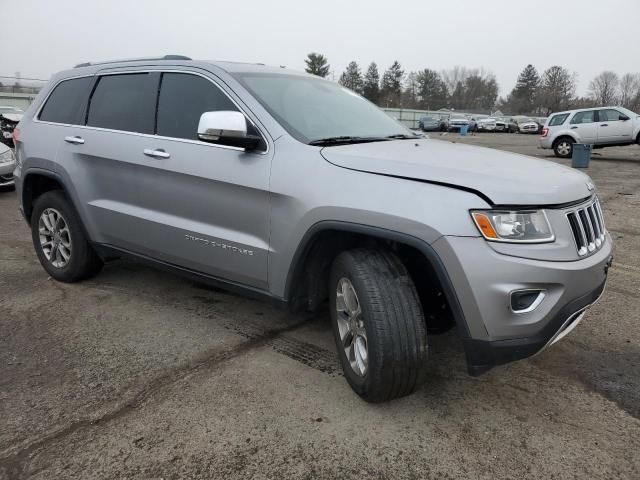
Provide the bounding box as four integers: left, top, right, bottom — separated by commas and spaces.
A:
422, 116, 437, 122
233, 73, 412, 144
620, 107, 638, 117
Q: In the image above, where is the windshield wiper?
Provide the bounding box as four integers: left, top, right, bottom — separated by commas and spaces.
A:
308, 136, 391, 146
385, 133, 421, 140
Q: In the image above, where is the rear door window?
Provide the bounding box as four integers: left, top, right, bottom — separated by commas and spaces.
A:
548, 114, 569, 126
156, 72, 239, 141
39, 77, 94, 125
570, 111, 596, 124
87, 73, 158, 134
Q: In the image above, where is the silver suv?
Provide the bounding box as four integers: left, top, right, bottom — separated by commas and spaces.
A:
540, 106, 640, 157
13, 56, 613, 402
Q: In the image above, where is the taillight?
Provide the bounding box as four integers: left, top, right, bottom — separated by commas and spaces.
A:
12, 127, 20, 143
541, 127, 549, 138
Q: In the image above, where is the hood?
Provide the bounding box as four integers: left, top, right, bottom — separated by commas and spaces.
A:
0, 113, 23, 123
519, 121, 538, 127
320, 139, 592, 205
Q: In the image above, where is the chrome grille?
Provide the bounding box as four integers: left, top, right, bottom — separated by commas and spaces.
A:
566, 197, 606, 256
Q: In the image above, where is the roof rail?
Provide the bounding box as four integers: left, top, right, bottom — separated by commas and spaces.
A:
74, 55, 192, 68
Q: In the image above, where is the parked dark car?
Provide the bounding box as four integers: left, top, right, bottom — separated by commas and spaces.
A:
503, 118, 519, 133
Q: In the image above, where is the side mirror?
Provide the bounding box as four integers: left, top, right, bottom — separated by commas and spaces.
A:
620, 114, 630, 121
197, 111, 262, 150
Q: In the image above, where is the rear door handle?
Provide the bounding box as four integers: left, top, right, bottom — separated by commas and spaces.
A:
64, 136, 85, 145
143, 148, 170, 159
570, 126, 578, 129
600, 124, 608, 127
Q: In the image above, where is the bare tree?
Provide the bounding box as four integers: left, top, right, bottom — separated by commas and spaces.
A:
538, 66, 577, 114
588, 71, 620, 106
441, 66, 475, 93
619, 73, 640, 110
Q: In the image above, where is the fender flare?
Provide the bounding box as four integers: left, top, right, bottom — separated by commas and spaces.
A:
283, 220, 471, 340
21, 167, 92, 240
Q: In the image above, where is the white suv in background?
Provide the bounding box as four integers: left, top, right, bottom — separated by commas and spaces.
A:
540, 106, 640, 157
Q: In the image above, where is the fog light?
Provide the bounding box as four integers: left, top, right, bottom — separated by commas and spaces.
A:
510, 289, 545, 313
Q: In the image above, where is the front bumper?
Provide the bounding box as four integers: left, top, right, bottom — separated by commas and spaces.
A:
432, 235, 613, 375
0, 158, 16, 186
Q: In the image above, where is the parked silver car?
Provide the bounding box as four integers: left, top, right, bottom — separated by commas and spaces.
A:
0, 142, 16, 189
14, 56, 612, 402
540, 106, 640, 157
418, 115, 443, 132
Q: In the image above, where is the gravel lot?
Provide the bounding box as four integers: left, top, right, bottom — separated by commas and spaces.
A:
1, 133, 639, 479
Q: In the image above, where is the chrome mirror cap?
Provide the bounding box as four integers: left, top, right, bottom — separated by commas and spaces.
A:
197, 111, 247, 141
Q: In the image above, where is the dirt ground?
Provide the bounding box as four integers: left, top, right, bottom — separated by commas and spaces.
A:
1, 133, 639, 479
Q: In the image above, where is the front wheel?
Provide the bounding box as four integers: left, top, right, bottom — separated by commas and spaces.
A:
31, 190, 103, 282
329, 248, 428, 402
554, 137, 575, 158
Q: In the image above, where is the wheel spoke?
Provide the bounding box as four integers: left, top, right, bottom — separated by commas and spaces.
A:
341, 279, 359, 315
341, 329, 354, 348
42, 214, 53, 232
59, 229, 71, 248
50, 243, 59, 262
48, 212, 58, 231
59, 245, 71, 261
335, 276, 368, 378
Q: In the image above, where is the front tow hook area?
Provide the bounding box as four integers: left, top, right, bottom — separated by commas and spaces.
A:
604, 256, 613, 275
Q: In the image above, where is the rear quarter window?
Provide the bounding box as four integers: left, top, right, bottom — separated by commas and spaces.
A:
38, 77, 94, 125
548, 114, 569, 127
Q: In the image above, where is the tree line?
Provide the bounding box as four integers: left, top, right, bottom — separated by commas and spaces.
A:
304, 53, 640, 115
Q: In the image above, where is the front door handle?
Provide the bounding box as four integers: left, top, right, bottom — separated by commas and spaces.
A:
143, 148, 170, 159
64, 136, 85, 145
600, 123, 608, 127
570, 126, 578, 129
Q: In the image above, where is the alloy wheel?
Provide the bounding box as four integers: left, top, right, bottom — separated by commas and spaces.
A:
335, 277, 368, 377
38, 208, 72, 268
557, 141, 572, 156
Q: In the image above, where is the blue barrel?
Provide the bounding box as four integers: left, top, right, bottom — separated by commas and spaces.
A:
460, 125, 469, 136
571, 144, 592, 168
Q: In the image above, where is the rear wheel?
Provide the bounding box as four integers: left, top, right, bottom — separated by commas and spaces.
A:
31, 190, 103, 282
329, 248, 428, 402
554, 137, 575, 158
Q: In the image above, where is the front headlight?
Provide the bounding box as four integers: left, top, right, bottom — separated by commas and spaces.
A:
0, 149, 14, 164
471, 210, 554, 243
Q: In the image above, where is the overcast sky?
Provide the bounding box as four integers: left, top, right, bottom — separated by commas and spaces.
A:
3, 0, 639, 95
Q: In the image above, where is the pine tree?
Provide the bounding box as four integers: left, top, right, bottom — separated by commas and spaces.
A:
415, 69, 448, 110
380, 61, 404, 107
508, 64, 540, 114
339, 61, 364, 94
362, 62, 380, 104
304, 53, 330, 78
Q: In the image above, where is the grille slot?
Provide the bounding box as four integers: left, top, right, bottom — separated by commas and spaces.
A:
566, 197, 606, 257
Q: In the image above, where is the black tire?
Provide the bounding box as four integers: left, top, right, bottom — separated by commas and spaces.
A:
636, 132, 640, 145
553, 136, 575, 158
31, 190, 103, 282
329, 248, 428, 402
